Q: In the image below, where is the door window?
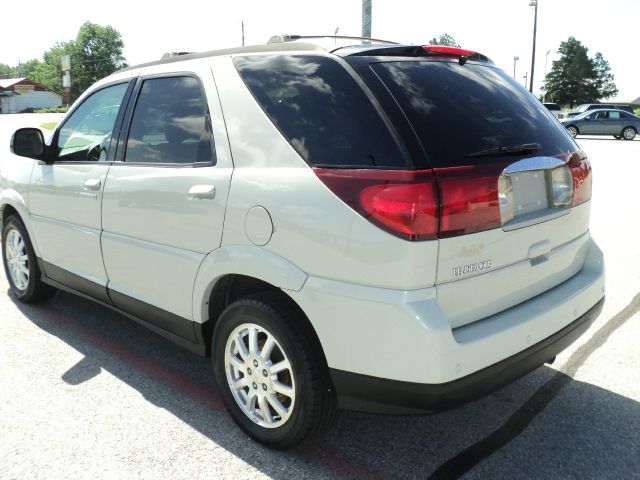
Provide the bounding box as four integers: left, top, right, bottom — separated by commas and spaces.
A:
57, 82, 129, 161
608, 111, 621, 120
124, 76, 215, 165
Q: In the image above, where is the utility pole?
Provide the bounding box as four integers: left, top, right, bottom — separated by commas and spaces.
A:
513, 56, 519, 79
529, 0, 538, 93
362, 0, 372, 40
524, 71, 529, 89
543, 49, 550, 101
241, 21, 245, 46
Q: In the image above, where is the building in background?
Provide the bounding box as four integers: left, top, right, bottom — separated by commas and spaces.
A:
0, 78, 63, 113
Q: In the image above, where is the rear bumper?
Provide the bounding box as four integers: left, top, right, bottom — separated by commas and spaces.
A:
330, 297, 604, 414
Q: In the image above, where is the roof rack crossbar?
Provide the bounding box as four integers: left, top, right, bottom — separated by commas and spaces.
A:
267, 34, 398, 45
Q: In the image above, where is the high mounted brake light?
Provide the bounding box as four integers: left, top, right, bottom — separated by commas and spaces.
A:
420, 45, 492, 64
421, 46, 477, 57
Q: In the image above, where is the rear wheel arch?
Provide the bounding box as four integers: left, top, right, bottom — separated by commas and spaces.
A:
202, 274, 328, 370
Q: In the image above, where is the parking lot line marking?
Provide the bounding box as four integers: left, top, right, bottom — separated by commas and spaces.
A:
21, 298, 384, 480
427, 292, 640, 480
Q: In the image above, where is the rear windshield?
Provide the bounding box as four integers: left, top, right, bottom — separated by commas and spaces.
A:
234, 55, 409, 168
370, 61, 576, 168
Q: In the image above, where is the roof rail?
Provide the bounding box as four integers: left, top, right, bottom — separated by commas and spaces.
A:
267, 34, 398, 45
160, 52, 193, 59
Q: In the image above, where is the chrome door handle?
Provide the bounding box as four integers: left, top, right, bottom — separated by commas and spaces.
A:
83, 178, 102, 191
188, 185, 216, 199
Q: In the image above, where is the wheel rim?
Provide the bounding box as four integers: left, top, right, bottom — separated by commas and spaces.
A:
224, 323, 296, 429
5, 228, 29, 291
568, 127, 577, 137
623, 128, 635, 140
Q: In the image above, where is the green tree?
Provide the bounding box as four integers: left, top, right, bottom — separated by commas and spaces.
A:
592, 52, 618, 100
428, 33, 461, 48
70, 22, 127, 99
19, 59, 46, 80
13, 22, 127, 101
0, 63, 19, 77
542, 37, 618, 106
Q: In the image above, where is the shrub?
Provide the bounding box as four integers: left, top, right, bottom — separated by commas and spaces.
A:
33, 107, 68, 113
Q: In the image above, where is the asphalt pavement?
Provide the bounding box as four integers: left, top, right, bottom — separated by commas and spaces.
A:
0, 114, 639, 479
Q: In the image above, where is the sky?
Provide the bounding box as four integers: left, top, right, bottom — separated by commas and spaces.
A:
1, 0, 638, 102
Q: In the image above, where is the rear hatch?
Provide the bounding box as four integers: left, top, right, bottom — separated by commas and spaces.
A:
344, 48, 593, 328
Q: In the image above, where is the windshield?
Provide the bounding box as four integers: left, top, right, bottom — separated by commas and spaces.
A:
370, 60, 576, 168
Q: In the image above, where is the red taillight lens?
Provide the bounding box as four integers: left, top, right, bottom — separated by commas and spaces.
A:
435, 164, 505, 238
567, 154, 592, 206
313, 168, 438, 240
360, 183, 438, 240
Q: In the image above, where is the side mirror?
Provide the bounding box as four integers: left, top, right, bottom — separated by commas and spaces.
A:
10, 128, 45, 159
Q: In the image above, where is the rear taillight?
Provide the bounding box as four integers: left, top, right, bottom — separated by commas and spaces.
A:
312, 168, 438, 240
434, 164, 506, 238
314, 154, 589, 241
567, 154, 592, 206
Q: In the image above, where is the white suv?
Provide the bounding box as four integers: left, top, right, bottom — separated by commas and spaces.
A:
2, 40, 605, 449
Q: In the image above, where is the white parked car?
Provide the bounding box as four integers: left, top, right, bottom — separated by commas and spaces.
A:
1, 39, 605, 449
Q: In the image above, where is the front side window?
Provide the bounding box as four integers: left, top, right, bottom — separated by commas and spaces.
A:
124, 76, 215, 165
57, 82, 129, 161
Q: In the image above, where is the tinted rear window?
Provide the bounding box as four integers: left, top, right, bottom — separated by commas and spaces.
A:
234, 55, 409, 168
371, 61, 576, 168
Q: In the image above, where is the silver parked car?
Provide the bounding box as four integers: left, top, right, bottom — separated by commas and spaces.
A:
561, 108, 640, 140
2, 38, 605, 449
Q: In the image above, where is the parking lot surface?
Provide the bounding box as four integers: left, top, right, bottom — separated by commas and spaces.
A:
1, 114, 639, 479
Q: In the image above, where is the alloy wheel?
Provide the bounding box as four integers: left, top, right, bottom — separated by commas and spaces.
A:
224, 323, 296, 428
5, 228, 29, 291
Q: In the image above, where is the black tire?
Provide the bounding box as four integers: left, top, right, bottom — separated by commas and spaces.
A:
566, 125, 578, 138
2, 215, 56, 302
613, 135, 622, 140
212, 293, 336, 449
622, 127, 636, 140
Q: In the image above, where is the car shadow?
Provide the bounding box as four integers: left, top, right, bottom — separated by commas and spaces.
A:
576, 136, 639, 142
8, 289, 640, 479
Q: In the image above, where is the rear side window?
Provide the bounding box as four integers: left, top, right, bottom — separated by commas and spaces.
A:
234, 55, 409, 168
125, 76, 215, 165
371, 61, 577, 167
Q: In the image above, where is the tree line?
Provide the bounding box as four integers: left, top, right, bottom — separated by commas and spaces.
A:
0, 22, 127, 102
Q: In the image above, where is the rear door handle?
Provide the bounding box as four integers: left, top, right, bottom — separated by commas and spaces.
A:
83, 178, 102, 191
188, 184, 216, 199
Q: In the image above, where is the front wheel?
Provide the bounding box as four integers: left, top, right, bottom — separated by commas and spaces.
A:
566, 125, 578, 138
2, 215, 56, 302
212, 294, 336, 449
622, 127, 636, 140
